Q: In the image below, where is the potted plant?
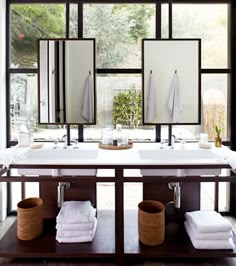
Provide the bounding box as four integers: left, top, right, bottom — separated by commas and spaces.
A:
215, 125, 222, 147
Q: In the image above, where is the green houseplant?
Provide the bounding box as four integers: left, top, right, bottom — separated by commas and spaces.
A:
215, 125, 222, 147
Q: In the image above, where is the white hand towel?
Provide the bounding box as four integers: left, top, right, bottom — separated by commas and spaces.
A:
82, 73, 94, 123
167, 73, 182, 123
56, 201, 96, 224
56, 220, 95, 231
185, 210, 232, 233
185, 220, 233, 240
56, 219, 97, 243
56, 219, 97, 238
145, 72, 157, 122
185, 221, 235, 250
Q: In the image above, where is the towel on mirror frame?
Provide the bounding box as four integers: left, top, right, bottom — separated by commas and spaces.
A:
56, 201, 96, 224
184, 210, 232, 233
56, 219, 97, 243
167, 72, 182, 123
184, 221, 235, 250
145, 72, 157, 122
56, 218, 97, 238
82, 73, 94, 123
185, 219, 233, 240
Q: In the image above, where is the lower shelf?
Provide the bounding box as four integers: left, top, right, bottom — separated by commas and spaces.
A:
1, 210, 236, 259
124, 210, 236, 258
0, 210, 115, 258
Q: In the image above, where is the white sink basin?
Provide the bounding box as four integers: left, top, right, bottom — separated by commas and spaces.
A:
139, 149, 221, 176
17, 149, 98, 176
25, 149, 98, 160
139, 149, 217, 161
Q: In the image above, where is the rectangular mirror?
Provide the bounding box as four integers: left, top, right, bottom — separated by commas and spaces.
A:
142, 39, 201, 125
38, 38, 96, 124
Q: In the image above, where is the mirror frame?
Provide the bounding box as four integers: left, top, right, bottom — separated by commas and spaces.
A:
37, 38, 96, 125
142, 38, 201, 125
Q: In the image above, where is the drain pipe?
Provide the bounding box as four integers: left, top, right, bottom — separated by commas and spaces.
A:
168, 182, 181, 209
57, 182, 70, 208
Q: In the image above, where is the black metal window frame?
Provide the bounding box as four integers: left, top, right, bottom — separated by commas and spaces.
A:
6, 0, 231, 147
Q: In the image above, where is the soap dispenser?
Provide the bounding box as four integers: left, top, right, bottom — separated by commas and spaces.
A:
18, 125, 30, 147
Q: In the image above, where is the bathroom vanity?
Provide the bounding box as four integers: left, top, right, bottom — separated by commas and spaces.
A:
0, 142, 236, 265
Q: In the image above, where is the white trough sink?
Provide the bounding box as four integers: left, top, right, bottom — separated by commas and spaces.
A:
17, 148, 98, 176
139, 149, 221, 176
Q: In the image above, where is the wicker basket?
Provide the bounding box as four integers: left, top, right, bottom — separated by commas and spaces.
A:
17, 197, 43, 240
138, 200, 165, 246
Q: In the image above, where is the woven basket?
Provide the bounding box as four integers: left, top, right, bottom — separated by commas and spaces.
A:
138, 200, 165, 246
17, 197, 43, 241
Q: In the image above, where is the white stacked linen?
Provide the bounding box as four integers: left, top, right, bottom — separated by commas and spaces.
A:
184, 210, 235, 250
56, 201, 97, 243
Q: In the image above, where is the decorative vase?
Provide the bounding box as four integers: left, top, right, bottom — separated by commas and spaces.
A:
215, 136, 222, 147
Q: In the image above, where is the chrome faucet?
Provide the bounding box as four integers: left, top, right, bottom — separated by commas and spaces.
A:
170, 134, 176, 149
63, 134, 67, 149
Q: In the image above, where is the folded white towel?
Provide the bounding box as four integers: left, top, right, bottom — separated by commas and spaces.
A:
185, 220, 233, 240
185, 221, 235, 250
167, 72, 182, 123
56, 201, 96, 224
145, 72, 157, 122
56, 220, 95, 231
57, 219, 97, 238
56, 219, 97, 243
185, 210, 232, 233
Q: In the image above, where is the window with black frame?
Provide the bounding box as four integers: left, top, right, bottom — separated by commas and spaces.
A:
7, 1, 230, 213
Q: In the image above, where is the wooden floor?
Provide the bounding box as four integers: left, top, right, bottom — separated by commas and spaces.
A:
1, 257, 236, 265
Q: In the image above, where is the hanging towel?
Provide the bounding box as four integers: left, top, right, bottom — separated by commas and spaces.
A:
184, 221, 235, 250
82, 73, 94, 123
56, 201, 96, 224
56, 219, 97, 243
167, 72, 182, 123
185, 210, 232, 233
56, 219, 97, 238
145, 72, 157, 122
185, 220, 233, 240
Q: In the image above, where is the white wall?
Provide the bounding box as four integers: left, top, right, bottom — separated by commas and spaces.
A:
0, 0, 7, 221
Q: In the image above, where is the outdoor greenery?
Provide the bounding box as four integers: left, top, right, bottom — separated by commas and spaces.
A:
112, 87, 142, 128
11, 4, 65, 67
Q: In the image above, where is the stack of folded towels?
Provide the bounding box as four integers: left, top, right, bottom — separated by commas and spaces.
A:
56, 200, 97, 243
184, 210, 235, 250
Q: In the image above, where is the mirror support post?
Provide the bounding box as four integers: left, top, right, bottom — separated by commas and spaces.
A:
168, 125, 172, 146
66, 125, 71, 145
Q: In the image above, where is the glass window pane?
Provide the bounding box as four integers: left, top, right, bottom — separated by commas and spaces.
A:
202, 74, 228, 141
173, 4, 228, 68
10, 4, 66, 68
70, 4, 78, 38
10, 73, 67, 142
84, 74, 155, 141
83, 4, 155, 68
161, 4, 169, 38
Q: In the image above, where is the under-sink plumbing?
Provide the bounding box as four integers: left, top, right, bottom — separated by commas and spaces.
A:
168, 182, 181, 209
57, 182, 71, 208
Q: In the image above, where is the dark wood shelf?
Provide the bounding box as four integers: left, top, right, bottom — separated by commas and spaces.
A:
0, 210, 115, 258
124, 210, 236, 258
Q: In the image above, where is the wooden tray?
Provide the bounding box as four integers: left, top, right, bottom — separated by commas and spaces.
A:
99, 142, 133, 150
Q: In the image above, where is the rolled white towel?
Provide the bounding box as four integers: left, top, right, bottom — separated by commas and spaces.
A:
57, 219, 97, 238
56, 201, 96, 224
56, 219, 97, 243
185, 220, 233, 240
185, 210, 232, 233
185, 221, 235, 250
